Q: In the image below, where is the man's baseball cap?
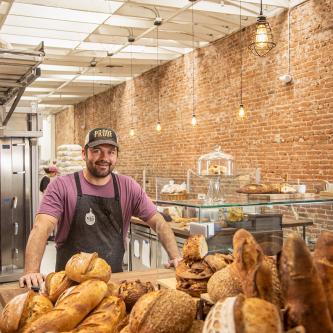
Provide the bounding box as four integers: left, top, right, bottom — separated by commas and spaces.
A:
84, 127, 119, 149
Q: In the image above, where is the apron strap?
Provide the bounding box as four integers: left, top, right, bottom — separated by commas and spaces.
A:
74, 172, 82, 197
111, 172, 120, 201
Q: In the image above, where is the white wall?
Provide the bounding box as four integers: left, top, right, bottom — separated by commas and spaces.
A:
38, 115, 55, 163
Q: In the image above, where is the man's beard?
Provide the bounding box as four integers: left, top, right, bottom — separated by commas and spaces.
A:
86, 159, 114, 178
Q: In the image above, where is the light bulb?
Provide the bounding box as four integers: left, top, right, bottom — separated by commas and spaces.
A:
239, 104, 245, 118
255, 23, 269, 49
156, 121, 161, 132
129, 128, 135, 136
191, 114, 197, 126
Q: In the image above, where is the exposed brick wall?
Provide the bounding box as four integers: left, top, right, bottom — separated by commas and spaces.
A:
55, 107, 75, 148
55, 0, 333, 237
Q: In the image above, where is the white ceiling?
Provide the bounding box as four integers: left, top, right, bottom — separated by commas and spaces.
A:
0, 0, 294, 113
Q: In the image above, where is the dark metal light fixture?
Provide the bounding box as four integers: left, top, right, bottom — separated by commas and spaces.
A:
248, 0, 276, 57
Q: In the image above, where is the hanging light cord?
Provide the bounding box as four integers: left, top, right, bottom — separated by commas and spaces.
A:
130, 42, 134, 127
157, 26, 160, 123
240, 0, 243, 105
192, 2, 195, 117
260, 0, 263, 16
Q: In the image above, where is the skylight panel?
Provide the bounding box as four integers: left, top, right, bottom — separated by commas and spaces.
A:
77, 42, 120, 53
1, 26, 88, 41
39, 64, 82, 72
75, 75, 129, 82
0, 34, 80, 49
105, 15, 153, 29
4, 15, 98, 33
10, 3, 109, 24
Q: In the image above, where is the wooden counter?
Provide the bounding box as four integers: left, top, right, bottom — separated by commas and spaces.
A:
0, 268, 175, 310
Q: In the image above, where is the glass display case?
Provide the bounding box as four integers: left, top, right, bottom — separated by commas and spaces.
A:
129, 195, 333, 271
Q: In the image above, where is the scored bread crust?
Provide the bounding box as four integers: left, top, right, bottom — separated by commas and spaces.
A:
241, 298, 282, 333
65, 252, 111, 283
65, 296, 126, 333
129, 289, 196, 333
279, 233, 333, 333
207, 265, 242, 303
313, 231, 333, 319
0, 292, 30, 333
118, 280, 155, 312
22, 279, 108, 333
183, 235, 208, 261
44, 271, 75, 303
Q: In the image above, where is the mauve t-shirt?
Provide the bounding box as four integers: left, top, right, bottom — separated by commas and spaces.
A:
37, 170, 156, 247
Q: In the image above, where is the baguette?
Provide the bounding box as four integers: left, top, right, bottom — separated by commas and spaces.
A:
22, 279, 108, 333
65, 252, 111, 283
64, 296, 126, 333
313, 231, 333, 319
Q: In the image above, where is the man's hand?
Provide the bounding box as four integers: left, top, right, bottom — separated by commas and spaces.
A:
164, 257, 182, 269
19, 272, 45, 289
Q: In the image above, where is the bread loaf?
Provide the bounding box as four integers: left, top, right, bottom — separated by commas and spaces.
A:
183, 235, 208, 261
64, 296, 126, 333
44, 270, 76, 303
0, 291, 53, 333
118, 280, 155, 312
314, 231, 333, 319
207, 264, 242, 303
204, 253, 233, 272
22, 279, 108, 333
279, 233, 333, 333
65, 252, 111, 283
129, 289, 196, 333
203, 294, 282, 333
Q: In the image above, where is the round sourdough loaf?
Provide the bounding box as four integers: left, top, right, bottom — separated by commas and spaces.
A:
207, 265, 242, 303
203, 295, 282, 333
129, 289, 196, 333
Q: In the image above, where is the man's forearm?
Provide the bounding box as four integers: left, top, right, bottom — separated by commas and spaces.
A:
24, 227, 49, 273
154, 218, 180, 260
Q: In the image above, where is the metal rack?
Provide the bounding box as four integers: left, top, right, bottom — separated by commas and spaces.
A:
0, 43, 44, 282
0, 43, 44, 127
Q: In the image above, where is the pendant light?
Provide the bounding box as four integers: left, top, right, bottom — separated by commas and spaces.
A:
189, 0, 197, 127
154, 17, 162, 132
128, 35, 135, 137
248, 0, 276, 57
238, 1, 245, 119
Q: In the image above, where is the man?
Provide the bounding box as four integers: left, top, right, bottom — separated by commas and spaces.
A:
20, 127, 181, 289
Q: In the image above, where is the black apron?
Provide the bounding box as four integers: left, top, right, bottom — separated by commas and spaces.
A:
55, 172, 125, 272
